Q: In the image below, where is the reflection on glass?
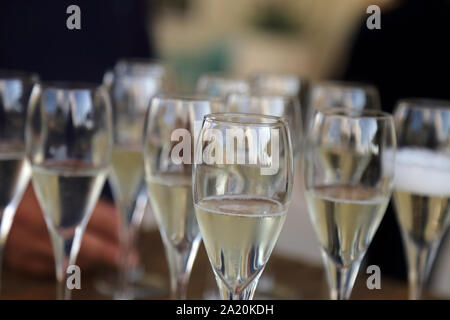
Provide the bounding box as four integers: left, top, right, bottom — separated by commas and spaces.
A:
193, 113, 293, 300
144, 95, 222, 299
100, 59, 168, 299
306, 81, 380, 133
0, 71, 37, 292
392, 99, 450, 300
304, 108, 396, 300
226, 92, 303, 156
26, 82, 112, 300
197, 74, 250, 98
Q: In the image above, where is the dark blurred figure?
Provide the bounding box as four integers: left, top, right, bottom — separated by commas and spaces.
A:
341, 0, 450, 281
0, 0, 156, 82
0, 0, 156, 276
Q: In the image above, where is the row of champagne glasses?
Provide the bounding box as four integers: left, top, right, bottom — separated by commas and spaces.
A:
200, 74, 450, 300
0, 67, 448, 301
183, 73, 386, 299
0, 71, 382, 300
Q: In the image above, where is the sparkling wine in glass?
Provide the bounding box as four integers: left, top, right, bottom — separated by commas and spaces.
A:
0, 71, 37, 291
193, 113, 294, 300
144, 95, 222, 299
304, 108, 396, 300
106, 59, 168, 299
392, 99, 450, 300
26, 82, 112, 300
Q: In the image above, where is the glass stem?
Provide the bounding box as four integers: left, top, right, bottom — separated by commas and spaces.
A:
404, 237, 440, 300
164, 239, 201, 300
48, 229, 71, 300
115, 189, 148, 300
322, 251, 362, 300
48, 226, 87, 300
216, 273, 261, 300
115, 199, 138, 300
0, 204, 21, 293
117, 221, 132, 299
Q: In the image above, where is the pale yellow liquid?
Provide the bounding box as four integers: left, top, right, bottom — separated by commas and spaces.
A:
195, 195, 286, 291
319, 147, 372, 181
305, 185, 389, 267
394, 190, 450, 246
147, 173, 199, 249
32, 163, 106, 238
109, 147, 144, 209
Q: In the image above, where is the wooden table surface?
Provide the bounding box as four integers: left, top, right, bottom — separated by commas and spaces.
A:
0, 229, 444, 300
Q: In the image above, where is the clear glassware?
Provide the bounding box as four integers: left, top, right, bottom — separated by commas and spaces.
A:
250, 72, 303, 97
193, 113, 294, 300
26, 82, 113, 300
251, 72, 309, 138
392, 99, 450, 300
304, 108, 396, 300
115, 58, 167, 80
225, 92, 303, 156
0, 71, 37, 291
306, 81, 381, 133
143, 94, 222, 299
102, 59, 168, 299
196, 74, 250, 98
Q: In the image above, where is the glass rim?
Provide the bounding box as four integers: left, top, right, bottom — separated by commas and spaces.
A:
396, 98, 450, 112
204, 112, 288, 127
227, 91, 298, 100
311, 80, 378, 91
152, 92, 223, 104
198, 74, 249, 83
36, 80, 104, 91
315, 107, 393, 120
0, 70, 39, 81
251, 72, 302, 80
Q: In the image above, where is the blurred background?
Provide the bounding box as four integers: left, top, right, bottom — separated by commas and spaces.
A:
152, 0, 387, 90
1, 0, 450, 299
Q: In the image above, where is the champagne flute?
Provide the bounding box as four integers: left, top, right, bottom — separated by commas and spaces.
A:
193, 113, 294, 300
197, 74, 250, 98
26, 82, 112, 300
106, 59, 167, 299
143, 95, 222, 299
392, 99, 450, 300
0, 71, 37, 291
304, 108, 396, 300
